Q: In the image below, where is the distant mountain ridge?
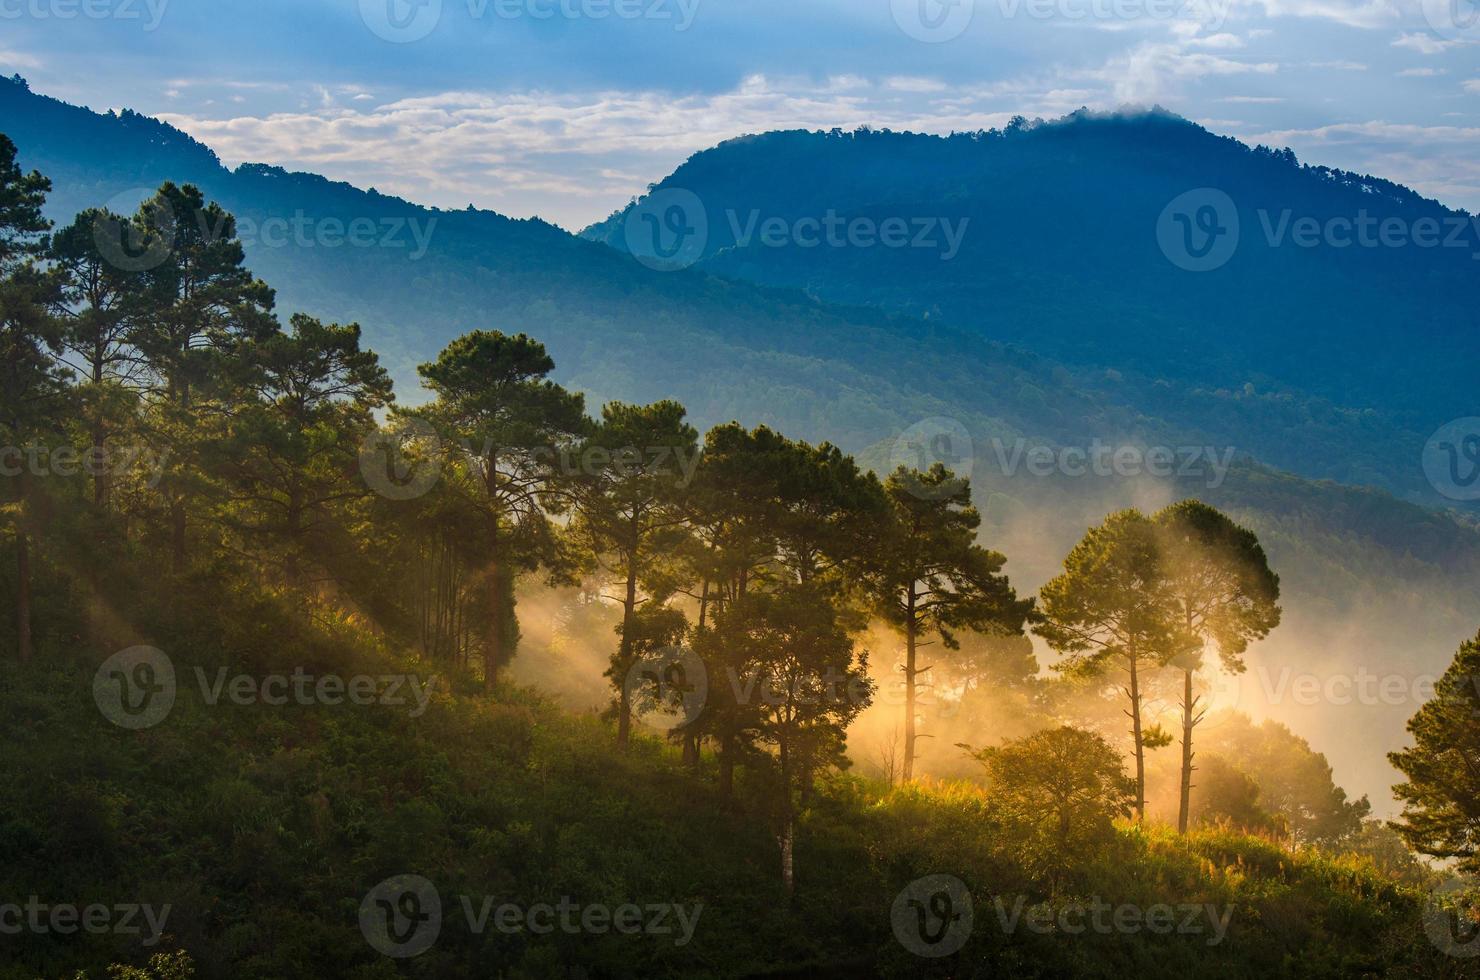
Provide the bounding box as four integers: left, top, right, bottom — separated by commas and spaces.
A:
584, 110, 1478, 507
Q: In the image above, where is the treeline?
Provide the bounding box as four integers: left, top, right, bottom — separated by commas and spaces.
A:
2, 137, 1460, 892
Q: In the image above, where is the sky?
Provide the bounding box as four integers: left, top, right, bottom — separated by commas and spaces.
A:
2, 0, 1478, 229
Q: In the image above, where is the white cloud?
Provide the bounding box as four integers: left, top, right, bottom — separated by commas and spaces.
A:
1392, 32, 1467, 54
1308, 60, 1368, 70
1246, 0, 1398, 28
1396, 67, 1445, 76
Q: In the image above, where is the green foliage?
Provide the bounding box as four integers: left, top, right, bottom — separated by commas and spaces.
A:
1389, 629, 1480, 871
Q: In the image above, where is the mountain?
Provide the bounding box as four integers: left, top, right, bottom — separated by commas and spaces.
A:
2, 75, 1477, 811
584, 112, 1480, 509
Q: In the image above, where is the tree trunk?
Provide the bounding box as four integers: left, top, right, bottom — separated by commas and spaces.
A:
718, 733, 734, 798
1178, 666, 1196, 834
682, 731, 700, 771
902, 588, 919, 782
1128, 649, 1145, 822
484, 563, 503, 695
16, 524, 32, 663
779, 818, 794, 899
615, 559, 638, 748
169, 497, 187, 573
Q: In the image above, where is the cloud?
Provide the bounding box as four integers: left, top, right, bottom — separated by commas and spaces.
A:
1392, 32, 1468, 54
1246, 0, 1398, 28
1246, 119, 1480, 210
1466, 79, 1480, 93
0, 50, 44, 70
1396, 67, 1445, 76
1308, 60, 1368, 70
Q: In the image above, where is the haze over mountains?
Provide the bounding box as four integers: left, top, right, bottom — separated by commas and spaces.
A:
2, 73, 1476, 812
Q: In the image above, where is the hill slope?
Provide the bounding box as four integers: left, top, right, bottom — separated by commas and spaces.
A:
584, 113, 1480, 507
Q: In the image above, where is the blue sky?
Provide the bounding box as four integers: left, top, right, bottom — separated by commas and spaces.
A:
3, 0, 1477, 228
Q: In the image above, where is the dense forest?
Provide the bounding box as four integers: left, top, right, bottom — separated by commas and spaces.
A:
2, 127, 1479, 978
